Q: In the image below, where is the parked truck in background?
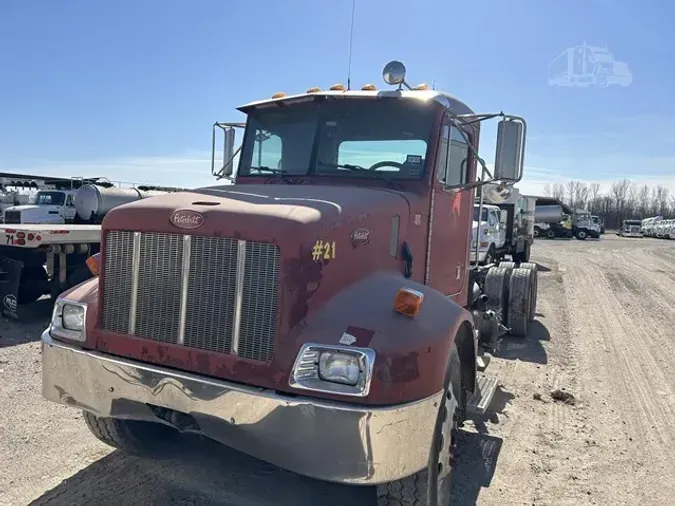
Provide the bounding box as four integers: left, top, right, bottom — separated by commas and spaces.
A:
591, 215, 605, 234
471, 184, 535, 264
0, 179, 186, 318
619, 219, 643, 237
642, 216, 663, 237
41, 61, 538, 506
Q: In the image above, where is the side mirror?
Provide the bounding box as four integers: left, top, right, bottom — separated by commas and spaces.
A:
211, 124, 237, 178
494, 118, 526, 182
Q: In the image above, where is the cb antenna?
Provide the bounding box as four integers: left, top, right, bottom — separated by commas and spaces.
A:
347, 0, 356, 90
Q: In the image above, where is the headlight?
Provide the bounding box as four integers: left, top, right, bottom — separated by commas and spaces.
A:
50, 299, 87, 342
289, 343, 375, 397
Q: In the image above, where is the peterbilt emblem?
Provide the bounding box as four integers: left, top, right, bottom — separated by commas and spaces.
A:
170, 210, 204, 229
351, 228, 370, 245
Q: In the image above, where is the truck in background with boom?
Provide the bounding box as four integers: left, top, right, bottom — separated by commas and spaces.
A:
40, 61, 538, 506
471, 183, 536, 265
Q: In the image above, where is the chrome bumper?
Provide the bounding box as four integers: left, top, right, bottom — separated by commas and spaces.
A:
41, 331, 442, 485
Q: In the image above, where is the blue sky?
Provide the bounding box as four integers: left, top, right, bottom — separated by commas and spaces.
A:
1, 0, 674, 195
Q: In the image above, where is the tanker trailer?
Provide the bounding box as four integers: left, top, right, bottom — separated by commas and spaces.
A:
74, 184, 171, 224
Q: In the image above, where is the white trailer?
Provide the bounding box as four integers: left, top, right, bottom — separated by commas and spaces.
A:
0, 224, 101, 318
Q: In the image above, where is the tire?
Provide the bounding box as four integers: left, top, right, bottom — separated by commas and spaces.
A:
533, 227, 541, 238
499, 261, 516, 270
376, 346, 464, 506
484, 244, 496, 265
83, 411, 177, 456
518, 263, 538, 321
507, 268, 534, 337
576, 229, 587, 240
18, 265, 48, 304
484, 266, 510, 317
546, 229, 556, 239
512, 240, 531, 263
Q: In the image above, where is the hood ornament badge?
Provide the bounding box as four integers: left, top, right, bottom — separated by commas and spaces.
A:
170, 209, 205, 230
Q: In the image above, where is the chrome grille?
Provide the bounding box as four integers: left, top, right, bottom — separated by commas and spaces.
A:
101, 230, 133, 334
4, 211, 20, 224
101, 231, 280, 362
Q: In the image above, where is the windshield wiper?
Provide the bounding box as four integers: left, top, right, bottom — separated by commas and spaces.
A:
317, 162, 403, 190
250, 166, 305, 184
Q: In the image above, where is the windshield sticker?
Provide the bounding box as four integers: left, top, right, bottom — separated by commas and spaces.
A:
406, 155, 422, 164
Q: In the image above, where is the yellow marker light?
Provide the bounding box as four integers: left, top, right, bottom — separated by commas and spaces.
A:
272, 92, 287, 99
393, 287, 424, 318
413, 83, 429, 90
329, 83, 345, 91
306, 87, 322, 93
361, 84, 377, 91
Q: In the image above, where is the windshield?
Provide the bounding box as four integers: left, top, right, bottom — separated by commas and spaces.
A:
473, 207, 489, 222
238, 99, 435, 179
35, 191, 65, 206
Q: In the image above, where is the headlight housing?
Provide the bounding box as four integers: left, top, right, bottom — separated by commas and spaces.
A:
289, 343, 375, 397
50, 299, 87, 342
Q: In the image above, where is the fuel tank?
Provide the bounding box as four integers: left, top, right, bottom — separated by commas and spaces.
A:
75, 184, 169, 221
534, 204, 565, 223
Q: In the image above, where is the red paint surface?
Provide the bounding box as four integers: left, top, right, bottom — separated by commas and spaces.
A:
68, 102, 482, 406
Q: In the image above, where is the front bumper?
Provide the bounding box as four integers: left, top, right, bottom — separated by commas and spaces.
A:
41, 331, 442, 485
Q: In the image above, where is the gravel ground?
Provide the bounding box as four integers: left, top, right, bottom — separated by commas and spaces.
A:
1, 234, 674, 506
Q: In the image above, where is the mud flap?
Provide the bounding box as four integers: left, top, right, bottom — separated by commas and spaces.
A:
0, 256, 22, 319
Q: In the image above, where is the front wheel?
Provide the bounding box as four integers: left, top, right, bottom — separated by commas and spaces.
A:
377, 347, 464, 506
83, 411, 177, 456
576, 229, 588, 240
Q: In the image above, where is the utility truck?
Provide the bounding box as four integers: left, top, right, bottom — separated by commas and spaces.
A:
41, 61, 538, 506
471, 184, 535, 264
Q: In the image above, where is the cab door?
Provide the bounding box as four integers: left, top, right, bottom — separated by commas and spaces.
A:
426, 119, 473, 301
64, 193, 77, 222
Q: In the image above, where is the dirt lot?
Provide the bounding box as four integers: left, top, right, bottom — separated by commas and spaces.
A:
1, 234, 674, 506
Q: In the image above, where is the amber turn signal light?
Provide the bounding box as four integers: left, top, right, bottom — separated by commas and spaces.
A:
393, 287, 424, 317
86, 253, 101, 276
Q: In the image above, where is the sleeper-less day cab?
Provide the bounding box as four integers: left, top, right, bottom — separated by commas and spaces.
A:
41, 62, 536, 506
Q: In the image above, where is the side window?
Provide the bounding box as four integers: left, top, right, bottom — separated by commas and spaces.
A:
488, 211, 497, 226
251, 130, 283, 171
436, 124, 450, 184
437, 123, 470, 186
447, 127, 470, 186
66, 194, 74, 207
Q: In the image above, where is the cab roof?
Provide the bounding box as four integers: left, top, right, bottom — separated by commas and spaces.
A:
237, 89, 476, 116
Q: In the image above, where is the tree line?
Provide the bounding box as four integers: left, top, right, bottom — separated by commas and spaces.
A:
541, 179, 675, 230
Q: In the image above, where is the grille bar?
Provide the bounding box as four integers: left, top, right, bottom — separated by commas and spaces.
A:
231, 239, 247, 355
102, 230, 279, 362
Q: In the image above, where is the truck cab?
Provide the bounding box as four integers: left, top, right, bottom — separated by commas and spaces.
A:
3, 190, 77, 224
471, 204, 506, 264
41, 61, 533, 506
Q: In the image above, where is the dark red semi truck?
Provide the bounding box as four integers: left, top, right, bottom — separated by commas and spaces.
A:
41, 61, 537, 505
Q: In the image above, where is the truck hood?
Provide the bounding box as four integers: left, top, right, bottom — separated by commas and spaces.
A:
104, 184, 413, 242
4, 204, 63, 223
100, 183, 415, 354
